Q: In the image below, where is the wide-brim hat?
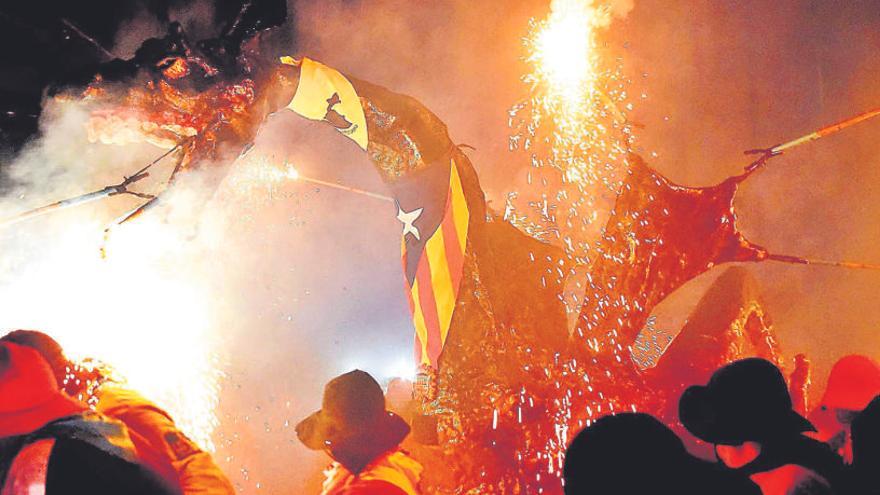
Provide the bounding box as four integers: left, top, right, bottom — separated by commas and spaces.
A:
679, 358, 815, 445
296, 370, 409, 451
296, 409, 410, 452
0, 343, 85, 437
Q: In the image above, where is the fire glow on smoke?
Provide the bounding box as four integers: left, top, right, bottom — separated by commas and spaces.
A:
0, 108, 311, 451
0, 209, 222, 449
511, 0, 634, 303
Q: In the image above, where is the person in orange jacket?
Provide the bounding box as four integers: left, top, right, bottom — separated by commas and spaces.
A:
0, 341, 179, 495
0, 330, 235, 495
296, 370, 423, 495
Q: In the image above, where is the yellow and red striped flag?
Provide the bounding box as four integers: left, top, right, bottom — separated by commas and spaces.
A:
399, 159, 470, 370
283, 56, 474, 371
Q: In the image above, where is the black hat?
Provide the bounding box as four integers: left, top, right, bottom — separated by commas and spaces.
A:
563, 413, 760, 494
679, 358, 815, 445
296, 370, 410, 453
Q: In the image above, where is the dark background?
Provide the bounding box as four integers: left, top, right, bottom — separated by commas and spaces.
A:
0, 0, 289, 151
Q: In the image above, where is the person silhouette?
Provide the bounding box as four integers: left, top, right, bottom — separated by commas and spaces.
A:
296, 370, 423, 495
850, 395, 880, 493
679, 358, 847, 494
563, 412, 760, 494
0, 342, 178, 495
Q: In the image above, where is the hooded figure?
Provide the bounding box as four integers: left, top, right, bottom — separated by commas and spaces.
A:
296, 370, 422, 495
563, 413, 761, 494
0, 342, 177, 495
679, 358, 847, 495
0, 330, 233, 495
809, 355, 880, 463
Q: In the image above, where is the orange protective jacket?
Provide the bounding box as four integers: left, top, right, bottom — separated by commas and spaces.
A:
321, 450, 423, 495
95, 386, 235, 495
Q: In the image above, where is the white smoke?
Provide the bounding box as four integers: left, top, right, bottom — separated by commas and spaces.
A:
0, 98, 228, 448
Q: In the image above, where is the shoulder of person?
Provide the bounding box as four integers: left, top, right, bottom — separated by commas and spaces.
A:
95, 385, 172, 420
339, 478, 410, 495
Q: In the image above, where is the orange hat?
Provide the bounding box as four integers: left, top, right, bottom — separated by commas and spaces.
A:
820, 355, 880, 412
0, 342, 85, 437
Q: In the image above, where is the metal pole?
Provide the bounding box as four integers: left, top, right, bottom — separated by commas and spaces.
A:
61, 18, 117, 60
0, 187, 117, 228
767, 253, 880, 271
0, 144, 182, 229
745, 106, 880, 171
771, 107, 880, 154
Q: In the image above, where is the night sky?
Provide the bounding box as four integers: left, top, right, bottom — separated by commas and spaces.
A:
0, 0, 287, 150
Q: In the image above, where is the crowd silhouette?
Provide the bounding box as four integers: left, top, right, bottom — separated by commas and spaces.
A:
564, 356, 880, 495
2, 328, 880, 494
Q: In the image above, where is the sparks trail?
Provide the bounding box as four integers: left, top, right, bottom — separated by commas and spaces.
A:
232, 154, 395, 203
510, 6, 633, 260
294, 174, 394, 203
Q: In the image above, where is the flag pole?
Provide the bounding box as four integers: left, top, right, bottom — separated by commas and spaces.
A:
0, 187, 140, 228
744, 106, 880, 172
766, 253, 880, 271
61, 18, 117, 60
0, 143, 183, 229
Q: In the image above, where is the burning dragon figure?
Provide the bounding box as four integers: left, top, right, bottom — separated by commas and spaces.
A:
53, 8, 806, 493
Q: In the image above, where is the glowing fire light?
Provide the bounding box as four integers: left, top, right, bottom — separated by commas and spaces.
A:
0, 215, 222, 450
529, 0, 603, 112
227, 153, 394, 204
512, 0, 633, 256
502, 1, 640, 491
220, 153, 301, 204
2, 154, 310, 451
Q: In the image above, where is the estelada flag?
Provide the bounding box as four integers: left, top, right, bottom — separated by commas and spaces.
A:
283, 57, 570, 374
390, 158, 470, 369
283, 57, 474, 370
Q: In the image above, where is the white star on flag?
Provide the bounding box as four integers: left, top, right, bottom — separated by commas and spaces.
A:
396, 204, 423, 241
